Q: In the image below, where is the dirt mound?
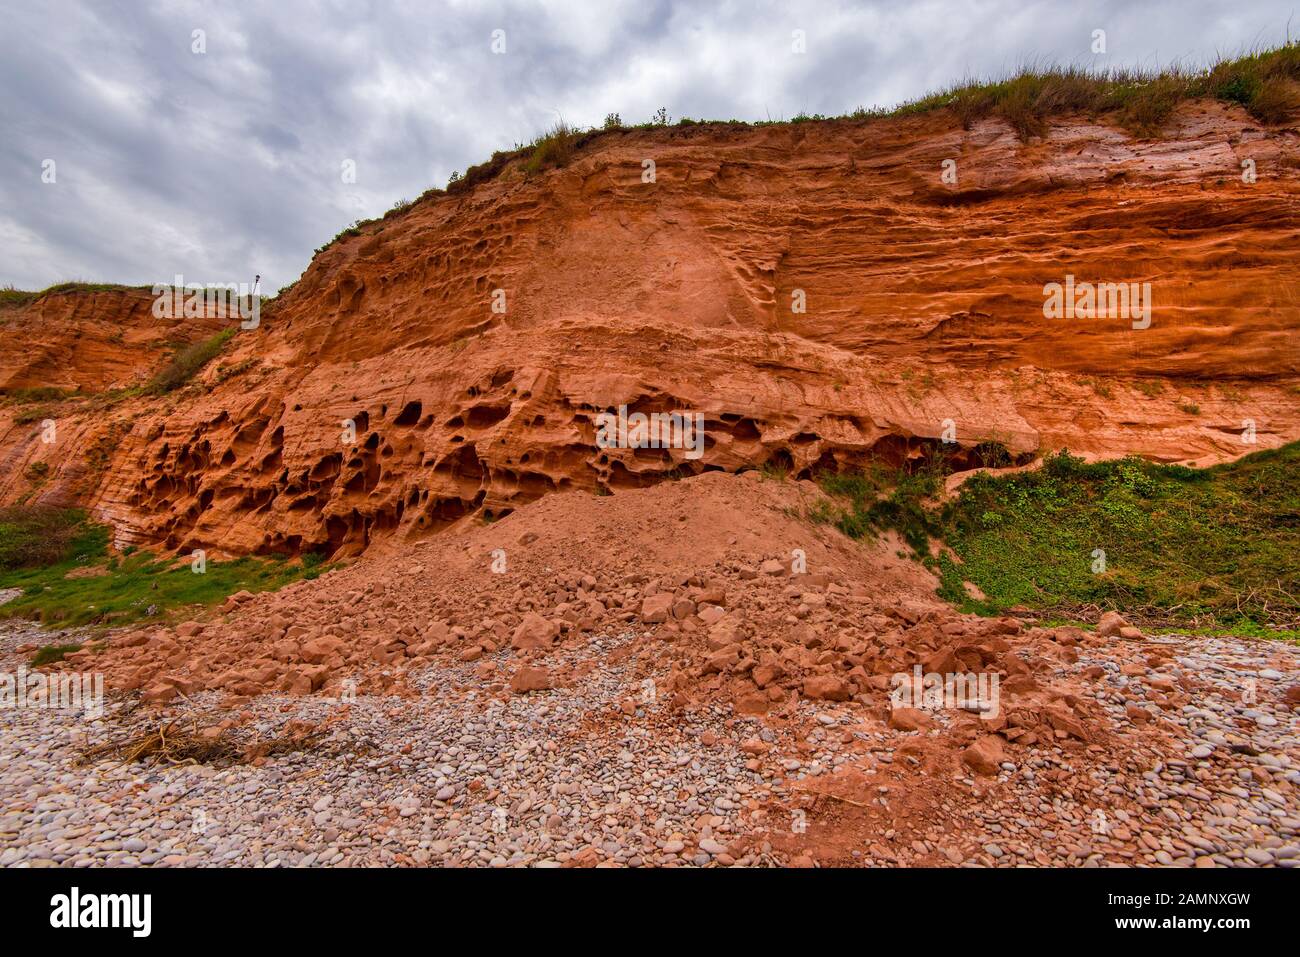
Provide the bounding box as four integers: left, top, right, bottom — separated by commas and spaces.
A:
67, 469, 1112, 759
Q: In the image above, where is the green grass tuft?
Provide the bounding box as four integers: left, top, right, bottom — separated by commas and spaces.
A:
6, 386, 77, 404
523, 121, 577, 175
29, 643, 82, 667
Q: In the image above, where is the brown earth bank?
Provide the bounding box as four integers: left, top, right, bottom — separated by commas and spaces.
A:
2, 99, 1299, 559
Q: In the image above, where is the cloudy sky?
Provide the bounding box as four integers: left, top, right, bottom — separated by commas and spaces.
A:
1, 0, 1294, 293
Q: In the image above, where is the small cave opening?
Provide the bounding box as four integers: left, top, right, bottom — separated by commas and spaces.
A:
466, 403, 510, 428
394, 400, 423, 426
765, 448, 795, 473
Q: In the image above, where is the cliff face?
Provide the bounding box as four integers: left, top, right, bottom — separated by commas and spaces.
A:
0, 288, 230, 393
3, 100, 1298, 557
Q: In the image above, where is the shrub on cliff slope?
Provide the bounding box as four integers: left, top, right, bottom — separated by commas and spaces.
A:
814, 464, 944, 556
7, 386, 76, 403
524, 121, 577, 174
0, 507, 101, 570
148, 327, 235, 394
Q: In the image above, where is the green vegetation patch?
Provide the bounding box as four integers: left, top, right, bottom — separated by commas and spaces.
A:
812, 464, 945, 556
147, 328, 235, 394
29, 643, 82, 667
813, 443, 1300, 635
0, 285, 39, 307
523, 121, 578, 175
875, 43, 1299, 138
0, 507, 328, 627
0, 282, 153, 306
13, 406, 54, 425
6, 386, 78, 404
0, 506, 103, 570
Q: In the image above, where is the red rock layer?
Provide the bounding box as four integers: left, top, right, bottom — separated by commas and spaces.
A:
0, 288, 229, 393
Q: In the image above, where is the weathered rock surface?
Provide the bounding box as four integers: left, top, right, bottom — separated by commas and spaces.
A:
2, 103, 1298, 558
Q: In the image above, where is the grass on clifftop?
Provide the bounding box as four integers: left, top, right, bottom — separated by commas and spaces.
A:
0, 281, 155, 307
812, 442, 1300, 637
896, 42, 1300, 137
270, 42, 1300, 264
437, 43, 1299, 193
0, 506, 328, 628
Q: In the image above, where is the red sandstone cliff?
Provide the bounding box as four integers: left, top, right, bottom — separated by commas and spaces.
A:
2, 100, 1298, 557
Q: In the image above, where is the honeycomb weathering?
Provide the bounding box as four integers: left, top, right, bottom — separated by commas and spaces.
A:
2, 101, 1298, 558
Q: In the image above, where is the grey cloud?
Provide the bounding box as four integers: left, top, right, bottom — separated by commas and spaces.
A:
1, 0, 1294, 292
